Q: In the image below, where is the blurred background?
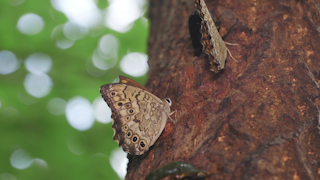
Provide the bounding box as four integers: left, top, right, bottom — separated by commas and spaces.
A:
0, 0, 149, 179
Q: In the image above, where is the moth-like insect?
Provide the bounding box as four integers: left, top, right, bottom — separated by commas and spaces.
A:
190, 0, 238, 73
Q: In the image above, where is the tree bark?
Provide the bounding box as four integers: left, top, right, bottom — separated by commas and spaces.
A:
126, 0, 320, 179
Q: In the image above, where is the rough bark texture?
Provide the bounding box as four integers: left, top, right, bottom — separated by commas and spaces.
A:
126, 0, 320, 179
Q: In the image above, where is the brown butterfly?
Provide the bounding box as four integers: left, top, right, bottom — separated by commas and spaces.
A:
193, 0, 238, 73
100, 76, 173, 155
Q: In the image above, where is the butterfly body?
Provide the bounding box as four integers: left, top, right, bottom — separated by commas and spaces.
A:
100, 76, 172, 155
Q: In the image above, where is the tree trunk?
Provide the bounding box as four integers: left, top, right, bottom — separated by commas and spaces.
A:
126, 0, 320, 179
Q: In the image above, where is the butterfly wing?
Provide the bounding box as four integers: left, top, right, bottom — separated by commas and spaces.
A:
100, 83, 170, 155
195, 0, 227, 71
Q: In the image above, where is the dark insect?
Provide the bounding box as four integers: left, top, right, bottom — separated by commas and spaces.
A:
145, 161, 206, 180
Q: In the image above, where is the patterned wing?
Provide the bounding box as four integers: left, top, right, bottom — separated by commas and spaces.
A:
100, 83, 170, 155
194, 0, 227, 72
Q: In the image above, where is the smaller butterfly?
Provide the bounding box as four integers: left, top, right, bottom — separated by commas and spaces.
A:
191, 0, 238, 73
100, 76, 174, 155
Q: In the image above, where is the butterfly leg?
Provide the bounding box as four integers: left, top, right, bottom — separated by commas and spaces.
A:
225, 42, 238, 46
223, 19, 239, 63
226, 47, 239, 63
169, 110, 176, 116
166, 110, 177, 124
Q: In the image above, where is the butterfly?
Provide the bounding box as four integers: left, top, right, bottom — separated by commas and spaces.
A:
100, 76, 174, 155
191, 0, 238, 73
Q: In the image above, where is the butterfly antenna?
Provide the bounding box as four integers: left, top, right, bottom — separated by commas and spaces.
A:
164, 83, 170, 97
163, 76, 174, 97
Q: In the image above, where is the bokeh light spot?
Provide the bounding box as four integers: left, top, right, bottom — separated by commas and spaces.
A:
110, 148, 128, 180
17, 91, 38, 105
2, 107, 20, 121
56, 39, 74, 49
120, 52, 148, 77
32, 158, 48, 169
51, 25, 74, 49
0, 50, 20, 75
85, 58, 106, 77
24, 73, 53, 98
92, 50, 116, 71
98, 34, 119, 60
10, 149, 33, 170
105, 0, 147, 33
17, 13, 44, 35
8, 0, 25, 6
66, 135, 86, 155
47, 98, 67, 115
51, 0, 102, 28
63, 22, 88, 41
65, 96, 95, 131
0, 173, 17, 180
93, 97, 112, 124
25, 53, 52, 74
92, 34, 118, 70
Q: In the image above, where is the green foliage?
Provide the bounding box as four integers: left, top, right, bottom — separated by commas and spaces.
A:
0, 0, 149, 179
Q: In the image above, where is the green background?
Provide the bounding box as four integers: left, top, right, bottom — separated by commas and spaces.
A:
0, 0, 149, 179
